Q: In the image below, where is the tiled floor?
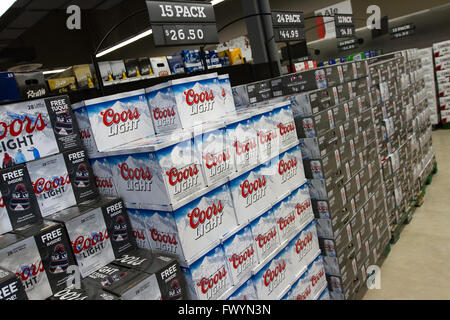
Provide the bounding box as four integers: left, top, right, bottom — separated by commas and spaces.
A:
363, 129, 450, 300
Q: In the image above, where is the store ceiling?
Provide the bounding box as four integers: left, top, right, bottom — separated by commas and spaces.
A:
0, 0, 125, 42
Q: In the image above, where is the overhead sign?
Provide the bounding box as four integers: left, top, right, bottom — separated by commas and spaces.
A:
390, 23, 415, 40
315, 0, 353, 39
338, 38, 359, 51
272, 11, 305, 27
271, 10, 305, 43
334, 14, 354, 26
146, 1, 219, 46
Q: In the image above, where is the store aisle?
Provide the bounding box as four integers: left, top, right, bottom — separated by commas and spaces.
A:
363, 130, 450, 300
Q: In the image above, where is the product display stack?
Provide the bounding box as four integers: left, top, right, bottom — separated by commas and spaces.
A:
0, 95, 187, 300
432, 40, 450, 126
417, 48, 439, 125
74, 71, 329, 300
229, 49, 438, 300
231, 59, 392, 300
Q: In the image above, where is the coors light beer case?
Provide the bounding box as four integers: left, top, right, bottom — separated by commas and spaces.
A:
0, 267, 28, 300
0, 95, 81, 167
0, 221, 77, 300
47, 197, 136, 278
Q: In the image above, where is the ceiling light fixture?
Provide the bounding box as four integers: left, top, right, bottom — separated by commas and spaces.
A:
42, 68, 70, 75
96, 28, 153, 58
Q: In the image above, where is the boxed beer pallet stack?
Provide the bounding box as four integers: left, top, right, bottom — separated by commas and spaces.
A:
433, 40, 450, 125
75, 72, 330, 300
370, 50, 436, 237
0, 95, 188, 300
231, 58, 395, 300
417, 48, 439, 125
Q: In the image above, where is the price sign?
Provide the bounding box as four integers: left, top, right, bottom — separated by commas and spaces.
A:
334, 14, 354, 27
391, 29, 415, 39
146, 1, 219, 46
337, 38, 359, 51
274, 27, 306, 42
272, 11, 305, 27
336, 25, 355, 38
271, 10, 305, 43
390, 24, 415, 34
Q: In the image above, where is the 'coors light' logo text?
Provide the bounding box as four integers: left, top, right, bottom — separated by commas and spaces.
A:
32, 175, 71, 199
153, 107, 176, 127
295, 285, 312, 300
118, 163, 152, 192
255, 227, 277, 257
257, 130, 277, 159
150, 228, 178, 254
277, 122, 295, 142
295, 231, 314, 261
166, 164, 199, 196
196, 265, 227, 300
184, 88, 215, 116
296, 200, 311, 221
277, 211, 296, 239
263, 260, 286, 294
278, 157, 298, 184
240, 176, 267, 208
234, 138, 257, 167
94, 176, 114, 194
203, 151, 231, 178
16, 261, 45, 289
229, 245, 255, 277
72, 230, 109, 258
0, 114, 47, 153
100, 108, 140, 137
310, 268, 325, 288
188, 200, 224, 240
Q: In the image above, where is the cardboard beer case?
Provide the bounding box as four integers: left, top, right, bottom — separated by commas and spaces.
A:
0, 221, 77, 300
0, 267, 28, 300
0, 96, 81, 166
26, 148, 99, 217
0, 164, 42, 230
181, 245, 233, 300
253, 243, 295, 300
48, 285, 119, 300
47, 197, 136, 278
222, 225, 259, 286
82, 264, 162, 300
83, 89, 156, 152
123, 183, 238, 266
112, 248, 188, 300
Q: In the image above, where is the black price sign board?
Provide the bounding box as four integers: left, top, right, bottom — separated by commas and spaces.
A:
390, 24, 415, 39
337, 38, 359, 51
334, 14, 354, 26
390, 24, 415, 34
271, 10, 305, 43
334, 14, 355, 38
274, 27, 306, 42
146, 1, 219, 46
336, 25, 355, 38
272, 11, 305, 27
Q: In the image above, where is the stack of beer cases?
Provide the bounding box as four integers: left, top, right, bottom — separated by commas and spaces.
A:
417, 48, 439, 125
289, 60, 384, 300
0, 95, 181, 301
370, 50, 436, 235
75, 72, 327, 300
432, 40, 450, 124
0, 95, 103, 300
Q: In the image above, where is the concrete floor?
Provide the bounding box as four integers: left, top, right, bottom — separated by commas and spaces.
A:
363, 130, 450, 300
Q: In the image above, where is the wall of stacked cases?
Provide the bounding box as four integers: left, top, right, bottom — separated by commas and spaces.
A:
0, 45, 437, 300
432, 40, 450, 126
